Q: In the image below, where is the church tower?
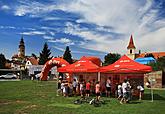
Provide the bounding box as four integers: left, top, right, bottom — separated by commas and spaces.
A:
18, 36, 25, 58
127, 35, 136, 60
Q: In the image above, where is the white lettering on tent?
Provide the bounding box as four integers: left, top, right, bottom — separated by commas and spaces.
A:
75, 63, 81, 67
52, 60, 60, 64
48, 60, 52, 65
61, 64, 66, 67
114, 65, 120, 67
78, 60, 86, 63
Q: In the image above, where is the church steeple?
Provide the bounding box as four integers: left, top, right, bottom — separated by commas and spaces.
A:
127, 35, 136, 60
18, 36, 25, 58
127, 35, 136, 49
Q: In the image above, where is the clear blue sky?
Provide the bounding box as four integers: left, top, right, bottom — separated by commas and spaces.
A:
0, 0, 165, 60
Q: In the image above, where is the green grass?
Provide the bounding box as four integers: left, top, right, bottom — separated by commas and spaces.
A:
0, 80, 165, 114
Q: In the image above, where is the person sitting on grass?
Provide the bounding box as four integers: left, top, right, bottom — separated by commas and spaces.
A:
95, 81, 101, 101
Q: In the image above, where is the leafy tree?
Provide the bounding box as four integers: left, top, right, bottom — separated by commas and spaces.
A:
144, 53, 155, 58
103, 53, 121, 66
0, 53, 6, 69
38, 43, 52, 65
148, 56, 165, 71
63, 46, 73, 64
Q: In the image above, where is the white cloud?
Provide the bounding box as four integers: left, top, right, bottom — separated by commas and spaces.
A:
52, 45, 104, 55
43, 36, 54, 40
64, 22, 126, 53
0, 25, 16, 29
52, 46, 65, 51
13, 0, 165, 54
1, 5, 10, 10
21, 31, 45, 35
49, 31, 55, 36
48, 38, 75, 45
136, 27, 165, 52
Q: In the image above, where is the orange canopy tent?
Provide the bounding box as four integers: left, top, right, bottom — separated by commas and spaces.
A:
100, 55, 152, 73
57, 56, 99, 73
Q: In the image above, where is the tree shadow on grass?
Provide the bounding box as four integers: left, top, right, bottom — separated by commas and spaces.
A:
143, 94, 165, 101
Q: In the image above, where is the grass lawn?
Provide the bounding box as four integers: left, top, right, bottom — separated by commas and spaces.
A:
0, 80, 165, 114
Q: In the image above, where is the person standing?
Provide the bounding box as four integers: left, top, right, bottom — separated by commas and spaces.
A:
80, 82, 85, 98
117, 83, 122, 100
57, 80, 61, 96
68, 82, 73, 96
126, 80, 132, 102
86, 81, 91, 97
73, 79, 78, 96
120, 79, 127, 104
137, 85, 144, 100
106, 77, 111, 97
95, 81, 101, 101
91, 79, 96, 95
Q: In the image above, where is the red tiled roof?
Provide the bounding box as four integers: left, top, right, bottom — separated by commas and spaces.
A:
138, 52, 165, 59
27, 57, 38, 65
127, 35, 136, 49
12, 54, 18, 58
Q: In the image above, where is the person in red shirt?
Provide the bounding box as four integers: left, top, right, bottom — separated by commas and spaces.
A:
86, 81, 91, 97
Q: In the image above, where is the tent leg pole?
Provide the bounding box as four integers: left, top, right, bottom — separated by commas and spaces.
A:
98, 72, 100, 81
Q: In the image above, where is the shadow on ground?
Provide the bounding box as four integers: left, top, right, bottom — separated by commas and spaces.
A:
143, 94, 165, 100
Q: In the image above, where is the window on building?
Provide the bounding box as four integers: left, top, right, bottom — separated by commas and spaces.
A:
130, 49, 132, 54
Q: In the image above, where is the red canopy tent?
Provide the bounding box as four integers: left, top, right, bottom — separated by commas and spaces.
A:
100, 55, 152, 95
100, 55, 152, 73
58, 56, 99, 73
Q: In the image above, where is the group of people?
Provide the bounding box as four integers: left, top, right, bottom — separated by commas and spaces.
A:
116, 79, 144, 104
57, 77, 144, 103
57, 78, 101, 99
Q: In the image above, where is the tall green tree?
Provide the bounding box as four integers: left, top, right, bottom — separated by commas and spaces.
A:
103, 53, 121, 66
63, 46, 73, 64
0, 53, 6, 69
38, 43, 52, 65
148, 56, 165, 71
